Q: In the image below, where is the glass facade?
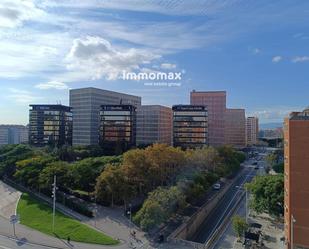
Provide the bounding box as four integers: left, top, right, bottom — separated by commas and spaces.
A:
29, 105, 72, 147
99, 105, 136, 148
69, 87, 141, 146
172, 105, 208, 148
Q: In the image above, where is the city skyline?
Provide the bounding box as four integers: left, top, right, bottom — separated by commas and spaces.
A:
0, 0, 309, 125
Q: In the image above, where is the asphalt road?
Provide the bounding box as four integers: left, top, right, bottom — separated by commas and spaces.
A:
0, 235, 52, 249
188, 164, 257, 243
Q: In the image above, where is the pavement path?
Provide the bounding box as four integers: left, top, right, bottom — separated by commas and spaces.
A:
0, 181, 21, 219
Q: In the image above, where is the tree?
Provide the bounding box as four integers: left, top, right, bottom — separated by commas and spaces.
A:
122, 148, 154, 193
0, 144, 34, 178
272, 163, 284, 174
134, 186, 186, 231
133, 200, 165, 231
245, 174, 284, 217
69, 156, 122, 193
144, 144, 186, 185
217, 146, 244, 176
266, 150, 283, 166
186, 146, 220, 171
232, 215, 248, 240
95, 164, 135, 207
39, 161, 71, 189
14, 156, 55, 188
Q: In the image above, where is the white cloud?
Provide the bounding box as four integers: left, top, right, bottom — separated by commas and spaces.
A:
161, 63, 177, 69
272, 56, 282, 63
35, 81, 69, 90
292, 56, 309, 63
0, 30, 71, 78
65, 36, 161, 80
0, 0, 45, 28
38, 0, 241, 16
248, 106, 302, 123
7, 88, 42, 104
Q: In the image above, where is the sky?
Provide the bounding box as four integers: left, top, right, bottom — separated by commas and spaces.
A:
0, 0, 309, 125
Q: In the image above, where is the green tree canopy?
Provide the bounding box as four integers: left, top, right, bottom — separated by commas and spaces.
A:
246, 174, 284, 217
133, 186, 186, 231
95, 164, 135, 207
232, 215, 248, 239
39, 161, 71, 189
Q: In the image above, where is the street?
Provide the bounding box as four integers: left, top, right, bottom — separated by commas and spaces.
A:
0, 235, 51, 249
188, 160, 259, 244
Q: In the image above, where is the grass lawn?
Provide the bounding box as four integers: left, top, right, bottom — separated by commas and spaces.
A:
17, 193, 119, 245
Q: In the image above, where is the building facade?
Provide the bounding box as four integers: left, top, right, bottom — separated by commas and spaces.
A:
0, 125, 28, 146
29, 105, 72, 147
172, 105, 208, 148
246, 116, 259, 146
70, 87, 141, 146
99, 105, 136, 150
284, 108, 309, 249
225, 109, 246, 148
136, 105, 172, 146
190, 91, 226, 147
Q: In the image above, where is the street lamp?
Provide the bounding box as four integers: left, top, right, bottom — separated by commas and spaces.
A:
51, 175, 57, 233
291, 215, 296, 249
245, 189, 249, 223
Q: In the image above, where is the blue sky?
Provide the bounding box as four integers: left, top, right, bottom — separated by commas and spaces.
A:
0, 0, 309, 125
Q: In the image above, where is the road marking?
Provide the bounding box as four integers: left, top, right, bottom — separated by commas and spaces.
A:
206, 167, 255, 244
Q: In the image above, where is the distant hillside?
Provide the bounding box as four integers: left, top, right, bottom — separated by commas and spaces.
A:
260, 122, 283, 130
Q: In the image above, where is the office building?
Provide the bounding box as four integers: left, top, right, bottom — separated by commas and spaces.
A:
190, 91, 226, 147
172, 105, 208, 148
284, 108, 309, 249
225, 109, 246, 148
136, 105, 172, 146
246, 116, 259, 146
29, 105, 72, 147
0, 125, 28, 146
70, 87, 141, 146
99, 105, 136, 150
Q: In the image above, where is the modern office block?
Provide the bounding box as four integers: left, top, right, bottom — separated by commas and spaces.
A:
225, 108, 246, 148
29, 105, 72, 147
136, 105, 172, 146
70, 87, 141, 146
172, 105, 208, 148
99, 105, 136, 150
246, 116, 259, 146
0, 125, 29, 145
190, 91, 226, 147
284, 108, 309, 249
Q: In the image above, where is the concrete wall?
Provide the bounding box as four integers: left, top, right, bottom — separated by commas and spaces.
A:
168, 178, 235, 241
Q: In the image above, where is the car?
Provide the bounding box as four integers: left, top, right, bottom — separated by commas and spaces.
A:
254, 166, 259, 170
213, 183, 221, 190
252, 162, 258, 165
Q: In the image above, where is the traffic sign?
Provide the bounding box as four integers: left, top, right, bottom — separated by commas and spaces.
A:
10, 214, 19, 224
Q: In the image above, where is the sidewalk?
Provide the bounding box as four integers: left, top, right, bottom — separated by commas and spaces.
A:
0, 180, 155, 248
0, 181, 21, 218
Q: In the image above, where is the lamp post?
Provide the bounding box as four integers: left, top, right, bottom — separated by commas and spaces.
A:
52, 175, 57, 233
291, 215, 296, 249
245, 189, 249, 223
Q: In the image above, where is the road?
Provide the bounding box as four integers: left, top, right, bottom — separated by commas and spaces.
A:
0, 235, 53, 249
188, 162, 258, 244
